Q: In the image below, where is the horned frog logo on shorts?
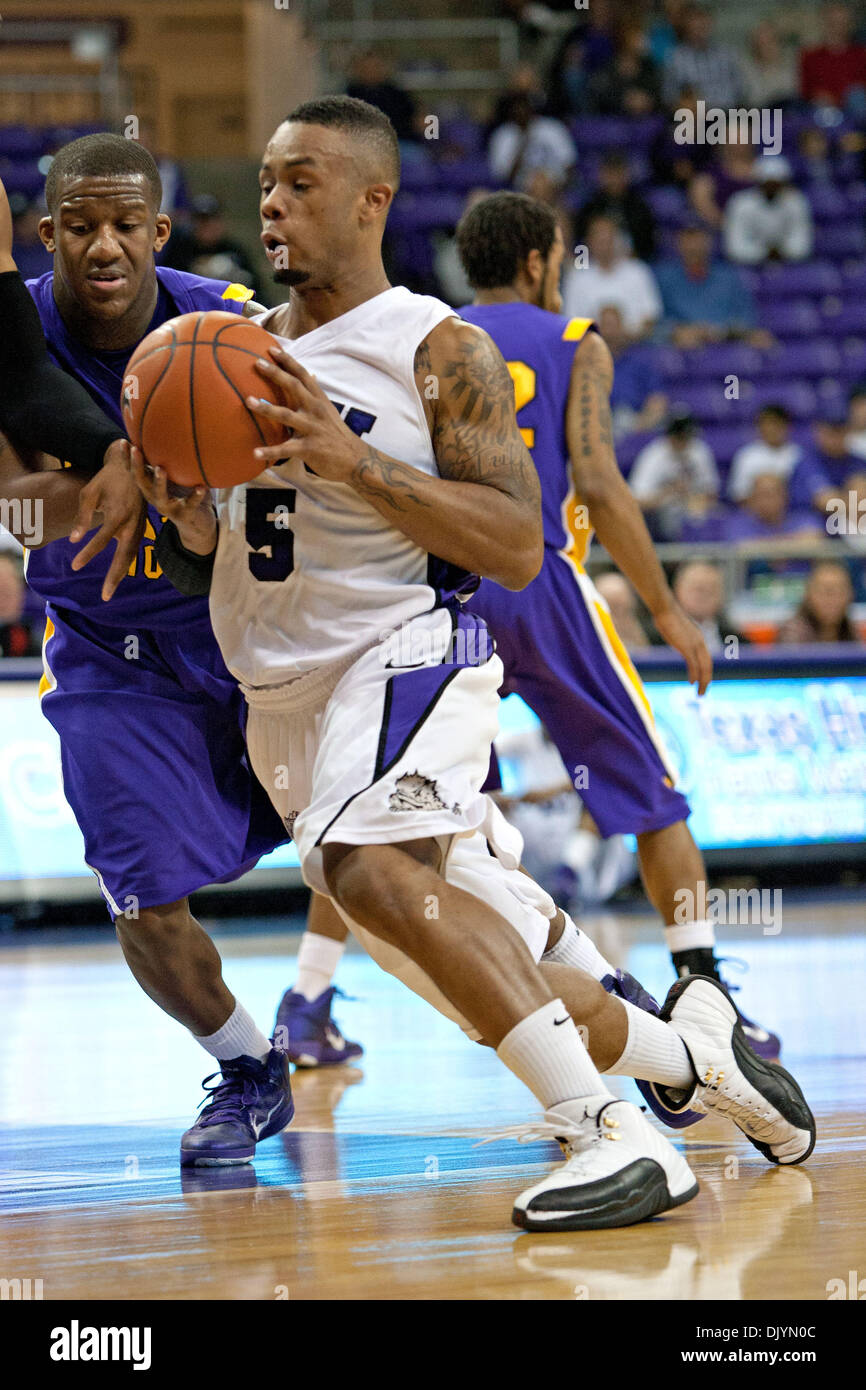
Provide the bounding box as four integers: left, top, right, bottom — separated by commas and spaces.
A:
389, 772, 460, 815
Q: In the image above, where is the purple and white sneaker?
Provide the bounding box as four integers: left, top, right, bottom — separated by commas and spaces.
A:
180, 1047, 294, 1167
274, 986, 364, 1068
601, 967, 706, 1130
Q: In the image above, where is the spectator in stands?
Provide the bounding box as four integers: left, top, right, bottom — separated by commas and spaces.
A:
799, 3, 866, 111
594, 572, 651, 651
796, 126, 835, 183
9, 195, 52, 280
723, 473, 823, 546
648, 0, 688, 68
161, 194, 261, 297
346, 50, 418, 143
488, 63, 546, 134
574, 153, 657, 261
598, 305, 668, 439
811, 404, 864, 497
688, 141, 761, 229
650, 86, 715, 190
741, 20, 799, 107
776, 560, 858, 642
629, 409, 720, 540
0, 554, 41, 659
670, 560, 747, 654
723, 156, 813, 265
662, 3, 744, 110
655, 219, 771, 348
728, 405, 829, 511
562, 213, 662, 340
845, 382, 866, 460
488, 91, 576, 195
586, 24, 662, 117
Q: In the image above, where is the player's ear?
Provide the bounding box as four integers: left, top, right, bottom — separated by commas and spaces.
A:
153, 212, 172, 253
362, 182, 393, 222
38, 216, 56, 253
525, 247, 544, 290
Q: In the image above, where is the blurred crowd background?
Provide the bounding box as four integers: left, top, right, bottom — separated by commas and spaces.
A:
2, 0, 866, 660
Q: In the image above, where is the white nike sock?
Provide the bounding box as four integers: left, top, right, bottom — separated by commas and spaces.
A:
665, 920, 716, 955
541, 911, 615, 983
294, 931, 345, 1001
497, 998, 615, 1108
193, 1001, 271, 1064
603, 998, 694, 1087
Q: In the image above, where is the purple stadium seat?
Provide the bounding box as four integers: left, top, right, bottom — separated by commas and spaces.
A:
44, 125, 103, 151
389, 191, 465, 233
683, 344, 763, 379
645, 186, 687, 222
760, 300, 822, 337
0, 162, 44, 199
821, 301, 866, 336
655, 346, 687, 381
701, 423, 755, 468
398, 155, 441, 193
839, 337, 866, 379
755, 260, 841, 298
762, 338, 842, 378
0, 126, 44, 159
840, 258, 866, 291
807, 184, 849, 220
572, 118, 634, 150
752, 380, 818, 419
437, 156, 497, 192
438, 118, 484, 157
815, 223, 866, 257
615, 430, 656, 474
667, 383, 756, 422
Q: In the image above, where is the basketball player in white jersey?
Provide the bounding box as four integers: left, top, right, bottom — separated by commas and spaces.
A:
135, 97, 815, 1229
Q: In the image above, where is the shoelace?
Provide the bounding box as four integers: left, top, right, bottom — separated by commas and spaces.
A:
195, 1069, 266, 1129
474, 1111, 622, 1153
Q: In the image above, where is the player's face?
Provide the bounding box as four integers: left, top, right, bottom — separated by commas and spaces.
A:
539, 226, 565, 314
259, 123, 391, 288
41, 175, 170, 321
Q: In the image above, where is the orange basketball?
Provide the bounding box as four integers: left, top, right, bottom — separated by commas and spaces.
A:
120, 310, 287, 488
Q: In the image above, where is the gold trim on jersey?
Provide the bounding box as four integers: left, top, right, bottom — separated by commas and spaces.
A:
221, 283, 255, 303
38, 615, 57, 699
561, 316, 595, 341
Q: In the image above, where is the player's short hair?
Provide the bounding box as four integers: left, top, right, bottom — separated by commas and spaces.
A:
456, 191, 557, 290
45, 132, 162, 213
284, 95, 401, 191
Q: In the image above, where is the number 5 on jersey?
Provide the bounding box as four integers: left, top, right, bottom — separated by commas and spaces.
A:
244, 401, 377, 581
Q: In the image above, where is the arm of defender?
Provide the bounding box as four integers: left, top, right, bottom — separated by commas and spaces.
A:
248, 320, 544, 590
0, 433, 98, 548
565, 331, 713, 694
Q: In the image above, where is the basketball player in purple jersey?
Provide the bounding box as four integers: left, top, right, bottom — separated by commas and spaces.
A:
0, 146, 297, 1164
456, 192, 780, 1082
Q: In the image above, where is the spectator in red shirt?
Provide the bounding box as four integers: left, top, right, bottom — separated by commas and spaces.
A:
800, 3, 866, 108
0, 553, 41, 658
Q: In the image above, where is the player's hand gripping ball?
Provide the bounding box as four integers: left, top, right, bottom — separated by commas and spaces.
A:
120, 310, 288, 489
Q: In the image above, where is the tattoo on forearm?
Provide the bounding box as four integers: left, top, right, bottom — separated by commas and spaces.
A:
351, 446, 431, 513
574, 339, 615, 462
426, 324, 540, 508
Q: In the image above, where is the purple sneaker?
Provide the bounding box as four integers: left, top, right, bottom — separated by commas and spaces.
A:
274, 986, 364, 1068
180, 1047, 294, 1167
601, 968, 706, 1131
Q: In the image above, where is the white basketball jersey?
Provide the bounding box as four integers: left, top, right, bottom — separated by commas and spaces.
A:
208, 286, 460, 688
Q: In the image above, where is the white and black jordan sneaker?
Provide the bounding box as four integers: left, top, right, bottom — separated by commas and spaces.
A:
656, 975, 816, 1165
509, 1095, 699, 1232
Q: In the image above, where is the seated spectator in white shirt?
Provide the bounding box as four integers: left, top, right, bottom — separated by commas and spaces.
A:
488, 93, 576, 195
628, 410, 720, 539
670, 560, 748, 654
723, 156, 813, 265
562, 213, 662, 341
728, 404, 828, 510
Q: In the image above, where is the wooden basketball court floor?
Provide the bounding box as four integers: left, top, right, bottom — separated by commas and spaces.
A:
1, 898, 864, 1301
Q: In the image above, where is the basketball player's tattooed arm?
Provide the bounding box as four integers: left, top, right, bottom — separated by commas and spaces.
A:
249, 320, 544, 590
565, 331, 712, 694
